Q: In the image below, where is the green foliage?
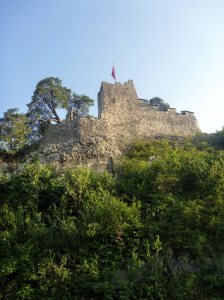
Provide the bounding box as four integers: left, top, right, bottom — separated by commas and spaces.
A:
117, 139, 224, 200
26, 77, 94, 142
27, 77, 71, 123
149, 97, 170, 111
1, 140, 224, 298
193, 128, 224, 150
0, 108, 31, 155
27, 77, 71, 140
69, 93, 94, 118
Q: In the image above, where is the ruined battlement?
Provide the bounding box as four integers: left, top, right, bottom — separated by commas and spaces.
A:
98, 80, 198, 121
37, 80, 200, 171
97, 80, 200, 136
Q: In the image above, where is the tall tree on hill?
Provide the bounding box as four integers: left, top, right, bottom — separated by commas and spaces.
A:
27, 77, 71, 140
27, 77, 71, 124
27, 77, 94, 141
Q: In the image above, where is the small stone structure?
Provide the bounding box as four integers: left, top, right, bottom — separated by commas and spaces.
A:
37, 80, 200, 171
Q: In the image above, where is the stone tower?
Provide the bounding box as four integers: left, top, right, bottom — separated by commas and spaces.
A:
98, 80, 138, 117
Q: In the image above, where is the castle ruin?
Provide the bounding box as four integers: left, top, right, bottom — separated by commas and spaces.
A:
37, 80, 200, 170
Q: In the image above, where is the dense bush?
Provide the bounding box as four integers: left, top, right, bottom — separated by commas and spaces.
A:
192, 128, 224, 150
0, 141, 224, 299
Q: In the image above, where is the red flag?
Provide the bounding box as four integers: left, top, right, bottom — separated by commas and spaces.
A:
111, 64, 116, 81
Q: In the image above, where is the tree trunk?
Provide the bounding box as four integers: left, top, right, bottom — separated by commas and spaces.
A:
50, 100, 61, 123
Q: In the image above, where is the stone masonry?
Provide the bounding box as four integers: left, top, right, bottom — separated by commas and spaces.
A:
37, 80, 200, 171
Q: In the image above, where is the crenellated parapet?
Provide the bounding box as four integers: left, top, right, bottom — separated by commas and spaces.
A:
97, 80, 200, 136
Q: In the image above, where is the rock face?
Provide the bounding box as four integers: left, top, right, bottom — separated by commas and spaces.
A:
37, 80, 200, 171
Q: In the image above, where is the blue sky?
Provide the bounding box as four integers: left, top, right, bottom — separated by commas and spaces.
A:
1, 0, 224, 132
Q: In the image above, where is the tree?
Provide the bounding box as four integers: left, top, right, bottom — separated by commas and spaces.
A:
149, 97, 170, 111
192, 128, 224, 150
0, 108, 31, 154
27, 77, 71, 125
68, 93, 94, 119
27, 77, 94, 140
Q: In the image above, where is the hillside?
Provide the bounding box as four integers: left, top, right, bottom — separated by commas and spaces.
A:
0, 139, 224, 299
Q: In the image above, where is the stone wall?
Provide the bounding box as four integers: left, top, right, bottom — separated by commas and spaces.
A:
37, 80, 200, 171
38, 117, 120, 171
98, 80, 200, 138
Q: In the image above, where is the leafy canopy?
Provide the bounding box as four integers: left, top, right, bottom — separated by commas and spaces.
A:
26, 77, 94, 141
69, 93, 94, 118
0, 108, 31, 154
149, 97, 170, 111
192, 128, 224, 150
27, 77, 71, 125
